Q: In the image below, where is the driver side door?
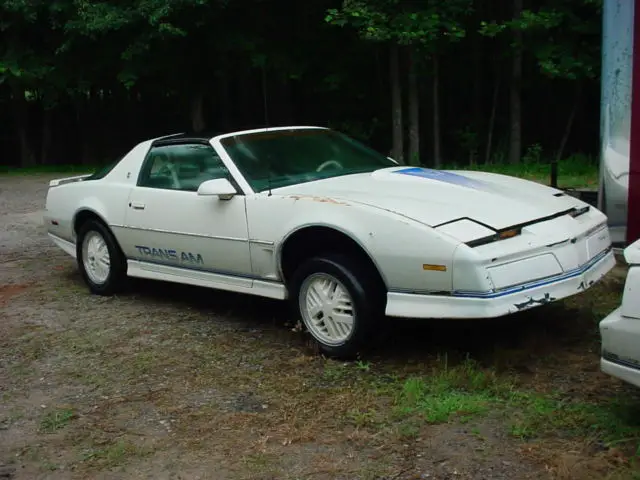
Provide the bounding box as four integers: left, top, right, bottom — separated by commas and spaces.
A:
120, 141, 253, 287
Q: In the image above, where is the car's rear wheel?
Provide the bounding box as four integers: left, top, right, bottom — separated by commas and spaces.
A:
290, 253, 384, 359
76, 219, 127, 296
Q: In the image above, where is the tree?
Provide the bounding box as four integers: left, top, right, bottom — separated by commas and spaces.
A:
326, 0, 472, 167
0, 0, 606, 172
480, 0, 602, 166
0, 1, 73, 165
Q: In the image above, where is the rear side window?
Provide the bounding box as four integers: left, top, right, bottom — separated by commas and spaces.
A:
85, 159, 120, 180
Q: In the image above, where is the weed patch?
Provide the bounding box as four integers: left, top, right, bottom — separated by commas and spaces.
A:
396, 358, 514, 423
79, 439, 152, 470
39, 408, 75, 433
509, 392, 640, 445
394, 356, 640, 460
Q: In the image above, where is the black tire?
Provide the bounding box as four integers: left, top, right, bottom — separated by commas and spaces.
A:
289, 253, 385, 359
76, 219, 127, 296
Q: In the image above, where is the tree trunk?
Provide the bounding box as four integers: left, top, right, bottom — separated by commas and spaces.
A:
485, 77, 500, 164
237, 68, 253, 128
390, 43, 404, 164
432, 54, 441, 168
376, 48, 385, 100
556, 83, 582, 163
471, 19, 483, 166
191, 91, 206, 133
408, 46, 420, 166
12, 87, 36, 167
81, 90, 92, 165
509, 0, 523, 164
550, 83, 582, 188
40, 108, 52, 165
17, 125, 35, 167
127, 86, 141, 144
218, 68, 232, 131
279, 76, 295, 125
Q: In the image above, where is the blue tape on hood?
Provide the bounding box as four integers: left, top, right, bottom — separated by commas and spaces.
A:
394, 167, 488, 190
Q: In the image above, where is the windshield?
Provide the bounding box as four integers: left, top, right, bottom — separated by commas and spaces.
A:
219, 128, 397, 192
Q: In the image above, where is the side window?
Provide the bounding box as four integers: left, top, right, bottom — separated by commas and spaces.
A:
86, 157, 121, 180
138, 144, 230, 192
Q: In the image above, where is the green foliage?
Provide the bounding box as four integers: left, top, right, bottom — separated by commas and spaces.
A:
0, 0, 227, 96
397, 359, 512, 423
446, 154, 599, 188
396, 358, 640, 448
479, 0, 601, 80
39, 408, 75, 433
508, 392, 640, 443
0, 0, 607, 167
326, 0, 473, 49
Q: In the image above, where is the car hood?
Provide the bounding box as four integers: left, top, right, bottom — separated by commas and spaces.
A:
274, 166, 584, 230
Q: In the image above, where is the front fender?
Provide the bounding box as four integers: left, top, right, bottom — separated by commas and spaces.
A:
246, 195, 461, 293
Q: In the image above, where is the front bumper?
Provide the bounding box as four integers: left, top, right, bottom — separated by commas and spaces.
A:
600, 307, 640, 388
385, 248, 616, 319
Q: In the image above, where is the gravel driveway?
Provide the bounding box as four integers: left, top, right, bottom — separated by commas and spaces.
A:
0, 174, 636, 480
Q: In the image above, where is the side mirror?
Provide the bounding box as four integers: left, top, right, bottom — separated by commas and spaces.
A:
197, 178, 237, 200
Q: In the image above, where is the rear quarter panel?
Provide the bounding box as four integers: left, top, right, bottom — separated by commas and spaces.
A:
44, 181, 133, 242
44, 139, 154, 243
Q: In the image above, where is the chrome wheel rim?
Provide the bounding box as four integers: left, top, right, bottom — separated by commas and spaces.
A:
82, 231, 111, 285
299, 273, 355, 346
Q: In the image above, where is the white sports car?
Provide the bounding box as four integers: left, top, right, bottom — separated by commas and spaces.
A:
600, 238, 640, 388
44, 126, 615, 357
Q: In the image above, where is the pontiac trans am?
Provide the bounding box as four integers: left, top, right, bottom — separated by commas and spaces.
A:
44, 126, 615, 358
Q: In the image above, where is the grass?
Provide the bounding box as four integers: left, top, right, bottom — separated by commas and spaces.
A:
80, 439, 152, 470
0, 164, 98, 175
39, 408, 75, 433
319, 346, 640, 460
508, 393, 640, 443
2, 254, 639, 478
396, 358, 513, 424
393, 357, 640, 448
445, 154, 600, 189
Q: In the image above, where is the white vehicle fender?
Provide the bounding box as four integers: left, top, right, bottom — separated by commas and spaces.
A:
71, 198, 112, 234
264, 198, 461, 293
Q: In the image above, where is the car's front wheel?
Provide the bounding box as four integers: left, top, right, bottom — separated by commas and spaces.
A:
290, 253, 384, 359
76, 219, 127, 296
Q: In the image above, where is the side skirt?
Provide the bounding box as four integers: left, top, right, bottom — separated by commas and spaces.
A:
126, 260, 288, 300
48, 233, 77, 258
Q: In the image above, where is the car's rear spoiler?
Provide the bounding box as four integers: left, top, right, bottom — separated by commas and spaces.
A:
48, 174, 92, 187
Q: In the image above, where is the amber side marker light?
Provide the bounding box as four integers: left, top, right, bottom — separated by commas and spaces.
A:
466, 227, 522, 247
423, 264, 447, 271
498, 228, 520, 240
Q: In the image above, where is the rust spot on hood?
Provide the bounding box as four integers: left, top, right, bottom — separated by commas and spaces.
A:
288, 195, 349, 206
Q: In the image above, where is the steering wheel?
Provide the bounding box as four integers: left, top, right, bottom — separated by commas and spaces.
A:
316, 159, 343, 172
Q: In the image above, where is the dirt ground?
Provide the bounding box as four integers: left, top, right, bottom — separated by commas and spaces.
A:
1, 174, 639, 480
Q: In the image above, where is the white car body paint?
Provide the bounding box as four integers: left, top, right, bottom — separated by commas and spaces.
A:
600, 239, 640, 388
44, 126, 616, 319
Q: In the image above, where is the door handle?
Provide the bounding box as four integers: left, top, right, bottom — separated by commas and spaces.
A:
130, 202, 146, 210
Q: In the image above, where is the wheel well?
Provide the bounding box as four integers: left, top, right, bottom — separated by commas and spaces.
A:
280, 226, 387, 290
73, 210, 106, 237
